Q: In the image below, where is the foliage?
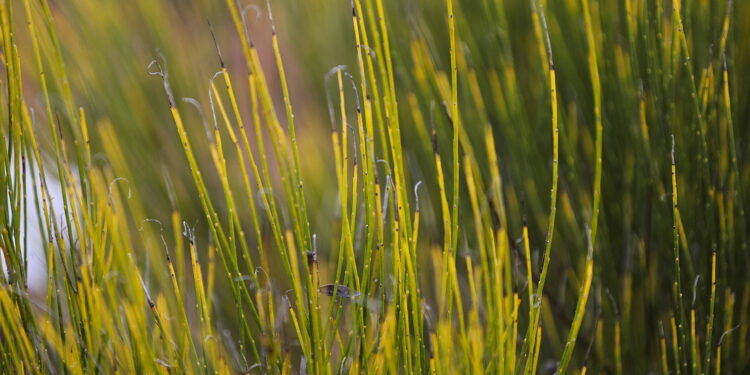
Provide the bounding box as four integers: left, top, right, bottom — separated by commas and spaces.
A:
1, 0, 748, 373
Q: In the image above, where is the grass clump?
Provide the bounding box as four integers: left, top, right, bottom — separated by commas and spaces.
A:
1, 0, 748, 373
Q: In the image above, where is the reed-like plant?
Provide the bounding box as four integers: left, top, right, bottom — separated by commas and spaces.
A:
1, 0, 748, 373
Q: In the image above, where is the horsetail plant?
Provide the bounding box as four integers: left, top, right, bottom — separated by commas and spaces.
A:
1, 0, 748, 373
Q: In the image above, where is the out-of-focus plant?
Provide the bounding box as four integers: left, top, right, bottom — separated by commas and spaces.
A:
1, 0, 748, 373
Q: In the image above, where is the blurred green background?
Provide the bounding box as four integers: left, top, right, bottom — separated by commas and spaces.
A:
10, 0, 750, 372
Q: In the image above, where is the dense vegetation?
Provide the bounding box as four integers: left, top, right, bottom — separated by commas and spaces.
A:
1, 0, 748, 373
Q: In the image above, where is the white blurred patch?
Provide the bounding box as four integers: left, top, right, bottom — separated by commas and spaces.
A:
2, 158, 69, 295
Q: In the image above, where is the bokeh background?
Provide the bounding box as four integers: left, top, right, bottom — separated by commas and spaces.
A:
8, 0, 750, 372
